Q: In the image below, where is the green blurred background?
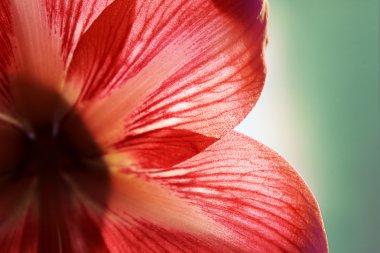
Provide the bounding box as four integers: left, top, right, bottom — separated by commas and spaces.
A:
236, 1, 380, 252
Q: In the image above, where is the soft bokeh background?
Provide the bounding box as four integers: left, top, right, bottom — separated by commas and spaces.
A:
236, 1, 380, 252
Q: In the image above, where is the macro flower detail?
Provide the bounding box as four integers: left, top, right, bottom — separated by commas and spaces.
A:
0, 0, 328, 252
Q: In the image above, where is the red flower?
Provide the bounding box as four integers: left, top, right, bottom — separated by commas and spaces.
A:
0, 0, 328, 252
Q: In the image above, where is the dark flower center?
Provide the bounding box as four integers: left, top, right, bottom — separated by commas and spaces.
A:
0, 81, 111, 253
13, 126, 83, 179
6, 85, 106, 181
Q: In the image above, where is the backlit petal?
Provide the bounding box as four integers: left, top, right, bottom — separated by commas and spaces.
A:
104, 128, 217, 170
66, 0, 268, 146
10, 0, 64, 86
44, 0, 115, 66
0, 0, 115, 123
4, 1, 67, 128
98, 132, 327, 252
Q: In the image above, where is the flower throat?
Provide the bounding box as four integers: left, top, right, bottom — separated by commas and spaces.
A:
1, 82, 111, 253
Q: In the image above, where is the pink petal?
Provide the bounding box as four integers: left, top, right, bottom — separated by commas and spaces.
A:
98, 132, 327, 252
104, 128, 217, 169
65, 0, 268, 146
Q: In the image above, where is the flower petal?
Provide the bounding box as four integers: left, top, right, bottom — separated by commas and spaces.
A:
0, 177, 37, 253
9, 0, 64, 86
0, 0, 114, 118
103, 128, 217, 170
44, 0, 114, 67
96, 132, 328, 252
0, 1, 14, 112
66, 0, 268, 146
0, 170, 111, 253
1, 0, 69, 129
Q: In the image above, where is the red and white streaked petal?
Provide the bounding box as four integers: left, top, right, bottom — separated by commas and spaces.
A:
65, 0, 268, 147
92, 132, 327, 253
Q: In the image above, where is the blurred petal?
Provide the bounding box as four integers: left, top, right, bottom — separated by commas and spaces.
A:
0, 177, 37, 253
4, 0, 68, 128
97, 132, 327, 252
0, 185, 110, 253
2, 0, 116, 79
0, 171, 111, 253
1, 0, 115, 124
66, 0, 268, 146
0, 121, 25, 176
9, 0, 64, 86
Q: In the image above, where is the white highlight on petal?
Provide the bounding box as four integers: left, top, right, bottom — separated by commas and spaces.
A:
167, 102, 194, 113
150, 168, 190, 178
0, 112, 23, 129
0, 112, 34, 137
130, 117, 182, 135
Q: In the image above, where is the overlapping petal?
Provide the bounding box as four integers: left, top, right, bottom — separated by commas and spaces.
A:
105, 128, 217, 170
44, 0, 115, 66
0, 0, 115, 123
0, 1, 328, 252
0, 131, 327, 252
65, 0, 268, 147
91, 132, 327, 252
